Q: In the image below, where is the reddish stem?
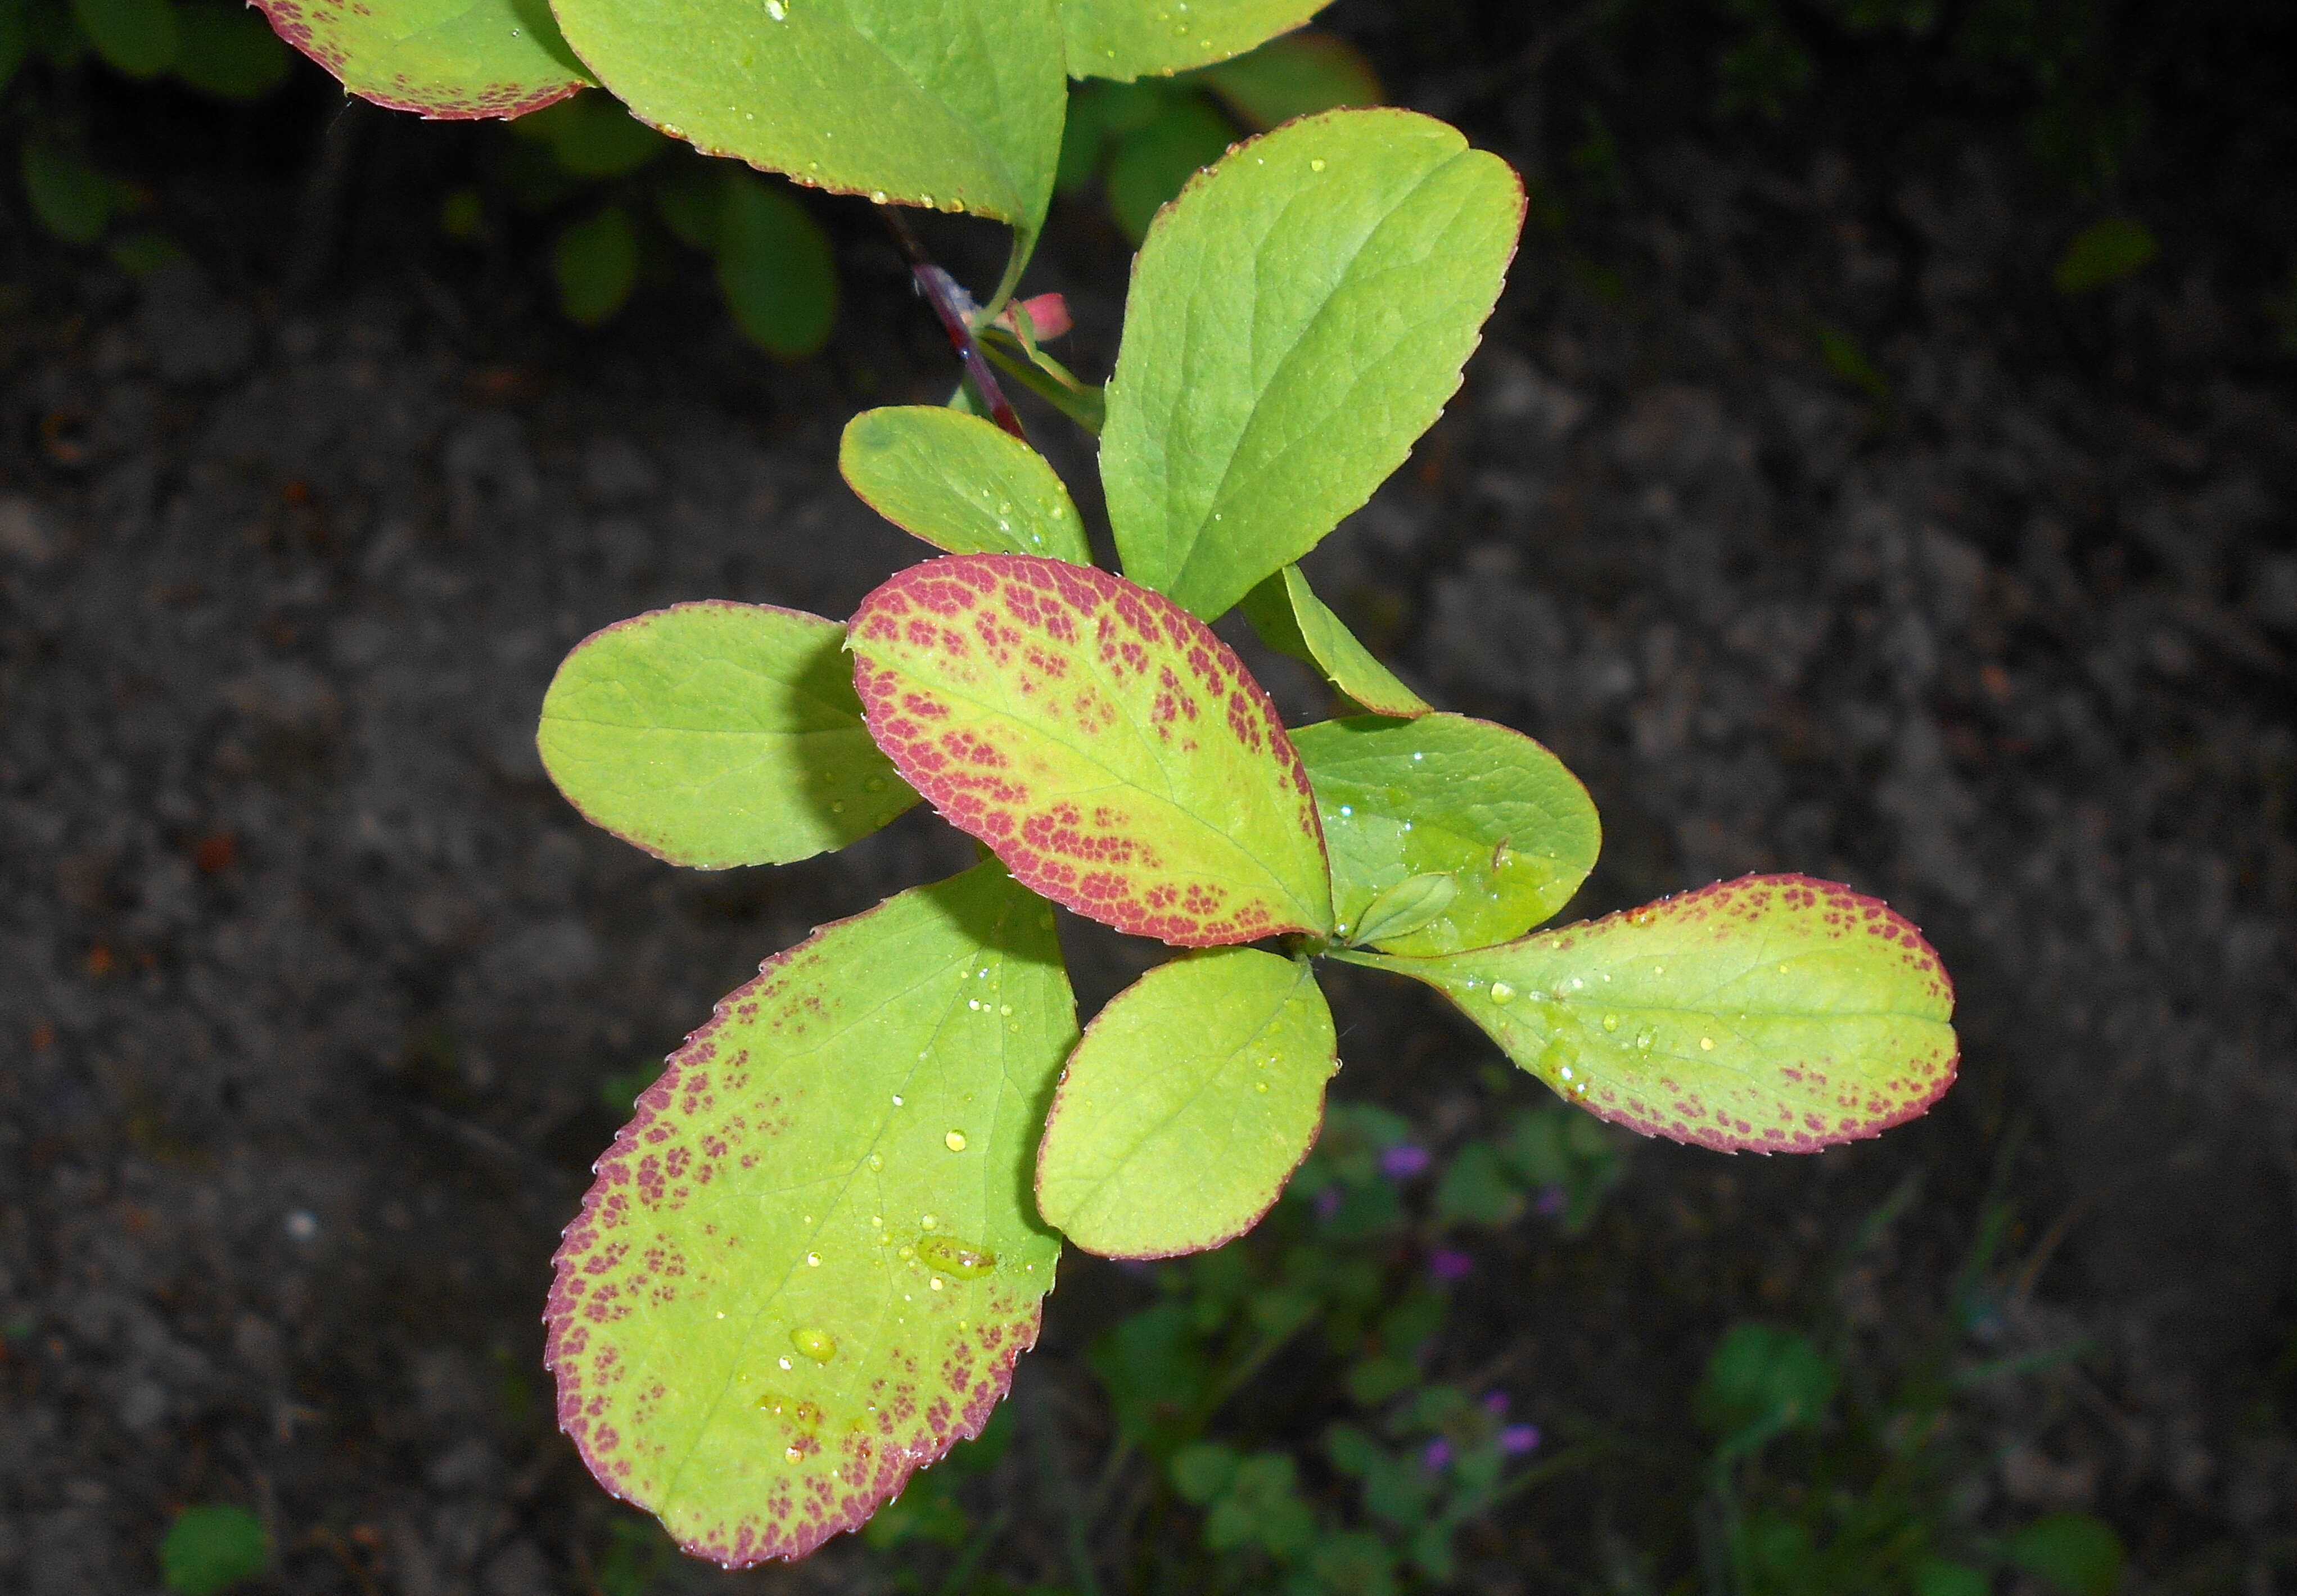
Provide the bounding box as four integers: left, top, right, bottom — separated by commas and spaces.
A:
879, 208, 1027, 443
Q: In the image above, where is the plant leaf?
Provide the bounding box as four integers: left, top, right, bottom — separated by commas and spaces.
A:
1101, 109, 1523, 620
849, 554, 1332, 945
552, 203, 638, 325
537, 601, 917, 870
841, 408, 1091, 564
75, 0, 178, 78
1339, 875, 1957, 1152
1035, 949, 1335, 1257
1290, 714, 1596, 956
549, 0, 1066, 237
1346, 872, 1456, 947
174, 2, 294, 101
1240, 566, 1428, 718
715, 173, 839, 360
160, 1504, 272, 1596
1102, 94, 1234, 244
1060, 0, 1324, 82
545, 860, 1075, 1564
252, 0, 588, 118
1194, 29, 1381, 131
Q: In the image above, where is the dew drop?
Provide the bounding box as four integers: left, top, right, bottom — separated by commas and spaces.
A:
1488, 982, 1515, 1005
920, 1213, 938, 1230
929, 1277, 944, 1291
1699, 1036, 1715, 1051
871, 190, 887, 204
791, 1327, 837, 1362
1338, 805, 1353, 817
945, 1130, 968, 1152
1254, 1081, 1268, 1092
1311, 159, 1326, 172
1601, 1013, 1619, 1031
917, 1235, 996, 1277
1634, 1028, 1655, 1051
891, 1095, 904, 1106
764, 0, 785, 16
785, 1445, 804, 1463
831, 800, 845, 813
999, 1004, 1013, 1016
806, 1251, 821, 1267
868, 1153, 883, 1171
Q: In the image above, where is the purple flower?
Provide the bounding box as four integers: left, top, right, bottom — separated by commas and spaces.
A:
1482, 1391, 1510, 1416
1315, 1187, 1344, 1220
1427, 1248, 1475, 1282
1534, 1184, 1569, 1218
1380, 1144, 1432, 1179
1499, 1423, 1542, 1457
1422, 1439, 1453, 1471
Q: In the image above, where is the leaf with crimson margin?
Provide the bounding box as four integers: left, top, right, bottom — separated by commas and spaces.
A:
252, 0, 589, 118
1337, 875, 1956, 1152
544, 860, 1074, 1565
846, 554, 1332, 946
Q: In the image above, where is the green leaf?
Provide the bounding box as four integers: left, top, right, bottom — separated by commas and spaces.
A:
1289, 714, 1596, 956
849, 554, 1332, 944
545, 860, 1075, 1564
1036, 950, 1336, 1256
75, 0, 177, 77
537, 600, 918, 870
549, 0, 1066, 237
0, 0, 27, 93
1060, 0, 1325, 82
1240, 566, 1428, 718
1696, 1323, 1835, 1456
173, 2, 292, 100
1432, 1141, 1523, 1227
2007, 1514, 2125, 1596
841, 407, 1092, 564
1347, 874, 1457, 947
1091, 1300, 1215, 1457
251, 0, 589, 117
1170, 1440, 1240, 1504
20, 144, 121, 245
552, 204, 638, 325
1910, 1559, 1991, 1596
1341, 875, 1958, 1152
513, 90, 666, 177
1103, 94, 1234, 243
1101, 109, 1523, 620
714, 173, 839, 359
2054, 218, 2156, 295
160, 1504, 271, 1596
1194, 28, 1380, 131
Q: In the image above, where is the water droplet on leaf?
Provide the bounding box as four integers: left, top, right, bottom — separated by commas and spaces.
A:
791, 1327, 837, 1362
945, 1130, 967, 1152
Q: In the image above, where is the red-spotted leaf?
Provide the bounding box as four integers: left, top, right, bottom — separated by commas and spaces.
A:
545, 860, 1075, 1565
253, 0, 590, 119
1340, 875, 1956, 1152
847, 555, 1332, 946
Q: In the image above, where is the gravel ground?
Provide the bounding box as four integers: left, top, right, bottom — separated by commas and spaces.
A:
1, 100, 2292, 1595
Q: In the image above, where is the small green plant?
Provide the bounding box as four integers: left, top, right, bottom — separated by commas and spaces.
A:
265, 0, 1958, 1568
1691, 1176, 2128, 1596
159, 1503, 272, 1596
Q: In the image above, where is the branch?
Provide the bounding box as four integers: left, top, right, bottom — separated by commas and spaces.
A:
879, 207, 1028, 443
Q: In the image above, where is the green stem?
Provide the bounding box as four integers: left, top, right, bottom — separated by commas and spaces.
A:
978, 336, 1107, 436
980, 227, 1036, 325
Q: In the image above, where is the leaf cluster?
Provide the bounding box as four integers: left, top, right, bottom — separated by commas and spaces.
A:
255, 0, 1958, 1565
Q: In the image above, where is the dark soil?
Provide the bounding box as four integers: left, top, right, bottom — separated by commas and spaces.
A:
3, 22, 2295, 1596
